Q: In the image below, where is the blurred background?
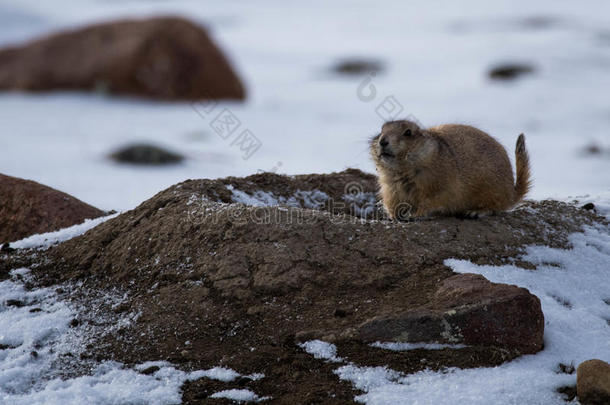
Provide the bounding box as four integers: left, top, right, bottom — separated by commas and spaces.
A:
0, 0, 609, 211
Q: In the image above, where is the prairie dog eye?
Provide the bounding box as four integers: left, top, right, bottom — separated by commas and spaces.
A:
403, 129, 412, 137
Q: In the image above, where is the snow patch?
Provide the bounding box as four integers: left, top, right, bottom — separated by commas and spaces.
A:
227, 185, 329, 209
210, 388, 269, 402
563, 190, 610, 218
10, 213, 119, 250
343, 192, 377, 218
188, 366, 241, 383
371, 342, 467, 351
294, 190, 329, 209
299, 340, 343, 363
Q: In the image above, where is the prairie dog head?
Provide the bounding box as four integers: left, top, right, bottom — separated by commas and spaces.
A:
370, 120, 436, 172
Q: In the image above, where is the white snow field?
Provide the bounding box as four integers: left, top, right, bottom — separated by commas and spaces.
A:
0, 0, 609, 210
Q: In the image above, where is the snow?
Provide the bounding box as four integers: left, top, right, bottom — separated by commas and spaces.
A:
370, 342, 467, 351
227, 185, 283, 207
299, 340, 343, 363
343, 191, 378, 218
227, 185, 329, 210
210, 389, 269, 402
187, 366, 241, 383
563, 190, 610, 218
0, 0, 609, 211
9, 363, 200, 405
9, 213, 119, 249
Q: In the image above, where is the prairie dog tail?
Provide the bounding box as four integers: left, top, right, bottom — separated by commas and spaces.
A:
514, 133, 532, 203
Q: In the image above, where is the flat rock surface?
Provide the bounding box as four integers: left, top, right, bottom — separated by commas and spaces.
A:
356, 274, 544, 353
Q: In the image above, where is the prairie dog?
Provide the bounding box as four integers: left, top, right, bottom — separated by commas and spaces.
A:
370, 120, 531, 219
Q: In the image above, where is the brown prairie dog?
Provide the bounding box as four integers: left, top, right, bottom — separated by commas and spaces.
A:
370, 120, 532, 219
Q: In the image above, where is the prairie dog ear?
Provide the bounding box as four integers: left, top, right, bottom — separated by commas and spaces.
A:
407, 136, 437, 162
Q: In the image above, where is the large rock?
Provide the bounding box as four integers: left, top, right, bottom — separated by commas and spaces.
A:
9, 169, 605, 403
0, 17, 245, 100
356, 274, 544, 353
578, 359, 610, 405
0, 173, 105, 242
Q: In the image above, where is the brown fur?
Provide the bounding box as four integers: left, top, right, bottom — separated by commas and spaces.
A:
370, 120, 532, 219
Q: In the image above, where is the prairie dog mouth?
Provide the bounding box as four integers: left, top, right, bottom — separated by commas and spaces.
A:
380, 151, 394, 159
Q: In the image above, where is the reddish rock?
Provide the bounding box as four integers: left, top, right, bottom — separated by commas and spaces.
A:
578, 359, 610, 405
357, 274, 544, 354
0, 173, 105, 242
0, 16, 245, 100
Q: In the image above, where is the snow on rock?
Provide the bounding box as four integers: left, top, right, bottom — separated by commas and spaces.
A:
227, 185, 282, 207
10, 213, 119, 250
299, 340, 343, 363
210, 388, 269, 402
342, 191, 377, 218
576, 359, 610, 405
371, 342, 467, 351
188, 366, 241, 383
227, 184, 330, 210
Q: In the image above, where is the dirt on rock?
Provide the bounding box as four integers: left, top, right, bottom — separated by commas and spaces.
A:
0, 173, 105, 243
0, 16, 246, 101
8, 168, 607, 403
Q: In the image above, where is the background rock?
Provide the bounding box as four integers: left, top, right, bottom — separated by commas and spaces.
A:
578, 359, 610, 405
109, 143, 184, 165
0, 16, 246, 100
0, 173, 104, 243
489, 63, 535, 80
332, 59, 384, 75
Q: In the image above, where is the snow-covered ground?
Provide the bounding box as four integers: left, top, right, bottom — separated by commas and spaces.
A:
1, 219, 271, 405
0, 0, 609, 210
0, 269, 266, 405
